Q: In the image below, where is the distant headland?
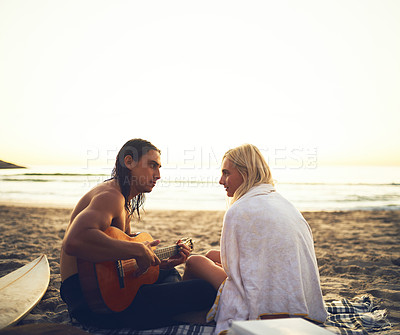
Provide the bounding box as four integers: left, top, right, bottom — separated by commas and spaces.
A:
0, 160, 26, 169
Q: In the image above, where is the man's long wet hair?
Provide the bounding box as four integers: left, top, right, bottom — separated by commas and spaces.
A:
111, 139, 160, 218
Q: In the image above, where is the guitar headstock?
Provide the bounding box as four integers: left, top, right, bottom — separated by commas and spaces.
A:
180, 237, 194, 251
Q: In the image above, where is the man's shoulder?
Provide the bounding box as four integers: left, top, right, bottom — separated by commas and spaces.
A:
90, 181, 125, 208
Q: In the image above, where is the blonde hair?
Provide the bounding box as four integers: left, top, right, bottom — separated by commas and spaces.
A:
223, 143, 274, 203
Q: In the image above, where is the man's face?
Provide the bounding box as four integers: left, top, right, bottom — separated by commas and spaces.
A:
219, 158, 244, 197
130, 150, 161, 194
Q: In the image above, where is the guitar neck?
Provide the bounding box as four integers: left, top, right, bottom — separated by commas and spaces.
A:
155, 244, 179, 260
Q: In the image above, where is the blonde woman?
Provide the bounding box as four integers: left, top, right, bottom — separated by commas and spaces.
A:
183, 144, 327, 334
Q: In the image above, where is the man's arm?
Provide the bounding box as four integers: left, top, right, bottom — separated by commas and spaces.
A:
62, 191, 160, 272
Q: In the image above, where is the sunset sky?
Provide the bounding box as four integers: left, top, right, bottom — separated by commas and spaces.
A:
1, 0, 399, 168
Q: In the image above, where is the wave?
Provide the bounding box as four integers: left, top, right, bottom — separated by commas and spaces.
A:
2, 178, 53, 183
22, 173, 109, 177
276, 182, 400, 187
0, 173, 109, 183
1, 174, 399, 187
339, 195, 400, 202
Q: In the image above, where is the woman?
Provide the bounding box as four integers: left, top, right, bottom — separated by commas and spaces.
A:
183, 144, 327, 334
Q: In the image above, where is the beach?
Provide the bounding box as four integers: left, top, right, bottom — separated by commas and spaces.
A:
0, 204, 399, 333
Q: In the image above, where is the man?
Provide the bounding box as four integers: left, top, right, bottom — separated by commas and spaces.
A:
60, 139, 216, 329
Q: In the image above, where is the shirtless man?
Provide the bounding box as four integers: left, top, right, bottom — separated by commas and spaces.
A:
60, 139, 216, 330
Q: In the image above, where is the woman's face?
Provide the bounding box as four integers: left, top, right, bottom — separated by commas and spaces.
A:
219, 158, 244, 197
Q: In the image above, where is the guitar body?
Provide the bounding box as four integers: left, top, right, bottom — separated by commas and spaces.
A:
77, 228, 159, 314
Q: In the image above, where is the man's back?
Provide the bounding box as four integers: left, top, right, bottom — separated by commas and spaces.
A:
60, 179, 127, 281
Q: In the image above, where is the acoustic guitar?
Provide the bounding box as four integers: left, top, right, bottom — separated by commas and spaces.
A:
77, 226, 193, 314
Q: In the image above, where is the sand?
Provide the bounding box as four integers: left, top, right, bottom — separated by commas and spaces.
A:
0, 204, 399, 333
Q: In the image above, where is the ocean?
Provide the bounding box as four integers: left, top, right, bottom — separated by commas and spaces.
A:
0, 165, 399, 211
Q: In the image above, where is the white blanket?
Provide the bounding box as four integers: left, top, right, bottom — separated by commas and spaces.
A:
212, 184, 327, 334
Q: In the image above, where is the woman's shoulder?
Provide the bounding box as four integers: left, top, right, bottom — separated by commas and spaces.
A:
224, 195, 254, 220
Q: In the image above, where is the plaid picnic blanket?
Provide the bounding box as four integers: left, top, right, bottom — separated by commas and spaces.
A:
84, 295, 391, 335
323, 295, 392, 335
86, 324, 215, 335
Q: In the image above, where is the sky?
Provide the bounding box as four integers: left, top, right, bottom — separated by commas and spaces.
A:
1, 0, 399, 168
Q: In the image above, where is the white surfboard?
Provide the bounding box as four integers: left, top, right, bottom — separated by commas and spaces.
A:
0, 255, 50, 329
